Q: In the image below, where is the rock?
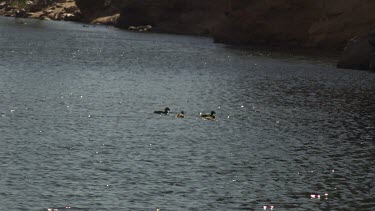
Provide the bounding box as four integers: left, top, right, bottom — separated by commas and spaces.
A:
128, 25, 152, 32
0, 2, 6, 10
64, 5, 78, 13
64, 13, 81, 21
29, 4, 44, 12
75, 0, 122, 23
47, 12, 58, 20
91, 13, 119, 25
43, 9, 54, 14
15, 9, 27, 18
337, 37, 374, 70
4, 5, 16, 12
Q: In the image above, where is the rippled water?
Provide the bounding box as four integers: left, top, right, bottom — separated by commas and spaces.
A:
0, 17, 374, 211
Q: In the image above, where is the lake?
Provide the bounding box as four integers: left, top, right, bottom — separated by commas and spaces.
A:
0, 17, 374, 211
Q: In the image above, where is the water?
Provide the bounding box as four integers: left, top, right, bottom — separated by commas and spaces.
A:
0, 17, 374, 211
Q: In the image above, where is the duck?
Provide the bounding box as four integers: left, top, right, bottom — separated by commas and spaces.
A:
200, 111, 216, 120
154, 107, 170, 114
176, 111, 185, 118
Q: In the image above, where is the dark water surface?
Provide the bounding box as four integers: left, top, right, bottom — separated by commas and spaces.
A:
0, 17, 374, 211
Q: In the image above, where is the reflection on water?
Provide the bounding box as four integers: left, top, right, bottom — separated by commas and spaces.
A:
0, 17, 374, 211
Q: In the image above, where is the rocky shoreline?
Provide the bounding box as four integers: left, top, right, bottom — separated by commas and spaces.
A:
0, 0, 123, 25
78, 0, 375, 71
2, 0, 375, 71
0, 0, 82, 21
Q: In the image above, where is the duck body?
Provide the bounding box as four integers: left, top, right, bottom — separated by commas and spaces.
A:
154, 107, 170, 114
176, 111, 185, 118
203, 115, 215, 120
200, 111, 216, 120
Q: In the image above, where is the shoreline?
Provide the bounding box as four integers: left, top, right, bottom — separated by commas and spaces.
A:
3, 1, 372, 71
0, 16, 341, 66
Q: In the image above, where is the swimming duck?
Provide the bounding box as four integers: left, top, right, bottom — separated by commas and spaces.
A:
154, 107, 170, 114
176, 111, 185, 118
200, 111, 216, 120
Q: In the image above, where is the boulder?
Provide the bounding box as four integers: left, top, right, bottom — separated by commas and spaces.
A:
64, 13, 81, 21
64, 5, 78, 13
0, 2, 6, 10
4, 5, 16, 12
91, 13, 119, 25
29, 4, 44, 12
43, 9, 54, 14
337, 37, 374, 70
76, 0, 118, 22
128, 25, 152, 32
15, 9, 27, 18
